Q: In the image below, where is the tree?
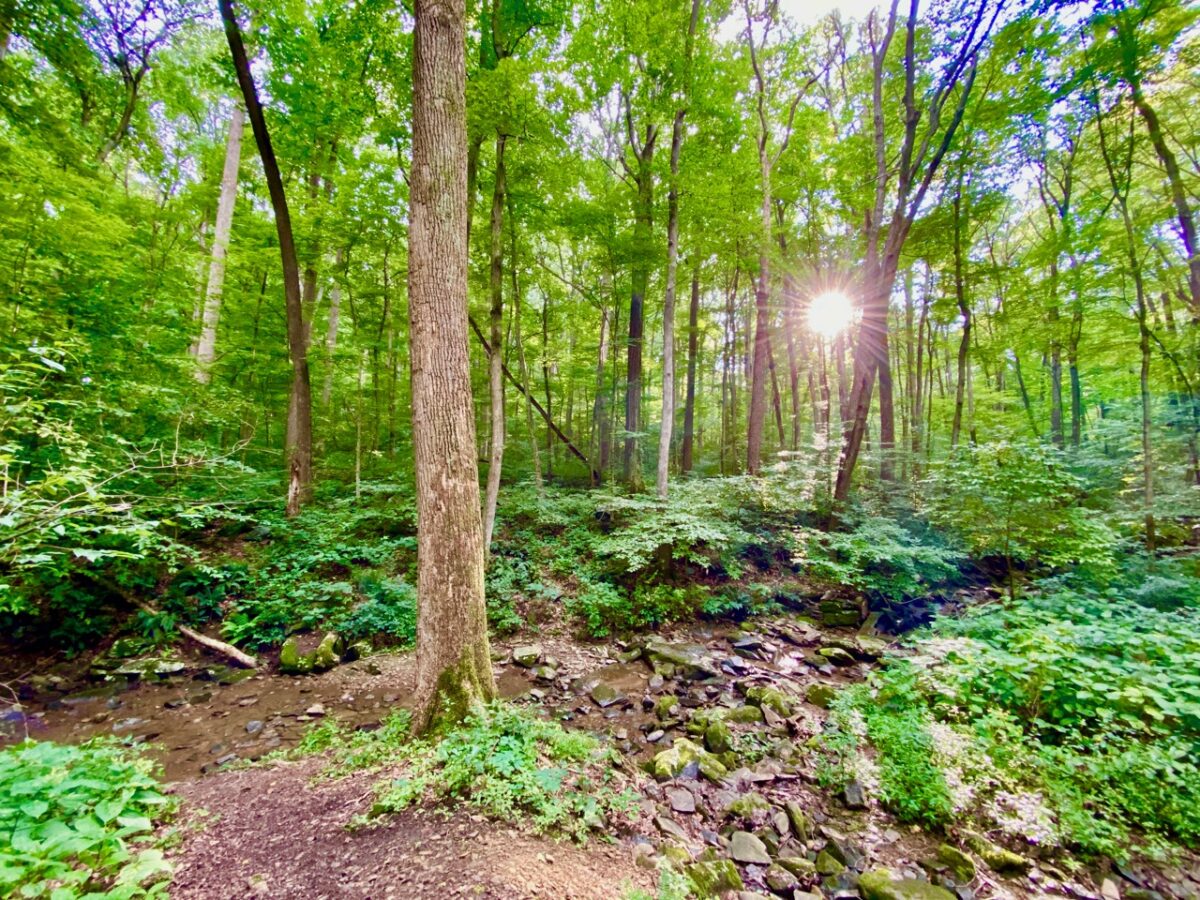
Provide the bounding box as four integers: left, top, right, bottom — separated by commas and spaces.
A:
408, 0, 495, 733
219, 0, 314, 517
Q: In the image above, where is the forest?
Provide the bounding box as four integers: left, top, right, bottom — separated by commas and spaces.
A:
0, 0, 1198, 897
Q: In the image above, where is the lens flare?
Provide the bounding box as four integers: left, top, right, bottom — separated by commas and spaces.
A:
807, 291, 854, 338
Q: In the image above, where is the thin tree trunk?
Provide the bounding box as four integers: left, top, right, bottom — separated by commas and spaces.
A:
195, 106, 244, 383
220, 0, 312, 516
482, 134, 507, 552
511, 240, 543, 493
322, 248, 344, 406
681, 269, 700, 472
950, 183, 970, 448
408, 0, 494, 733
593, 304, 611, 476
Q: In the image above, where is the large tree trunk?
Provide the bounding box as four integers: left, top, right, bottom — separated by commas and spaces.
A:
220, 0, 312, 517
322, 248, 344, 406
747, 147, 771, 475
681, 269, 700, 472
408, 0, 495, 733
195, 105, 245, 384
624, 147, 654, 489
950, 185, 970, 448
482, 134, 507, 552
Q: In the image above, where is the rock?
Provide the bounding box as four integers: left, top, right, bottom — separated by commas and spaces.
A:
806, 683, 839, 709
705, 719, 734, 754
645, 639, 719, 681
655, 816, 690, 843
687, 860, 745, 895
245, 720, 264, 735
784, 801, 812, 841
819, 596, 864, 628
1101, 879, 1120, 900
111, 717, 145, 734
818, 647, 856, 667
311, 633, 343, 671
647, 729, 666, 743
108, 637, 143, 659
842, 780, 866, 809
512, 645, 543, 668
859, 868, 956, 900
729, 831, 772, 865
668, 788, 697, 814
650, 738, 728, 783
935, 845, 976, 884
279, 637, 313, 675
590, 682, 622, 707
342, 640, 371, 663
766, 864, 801, 893
632, 841, 657, 870
746, 685, 796, 717
777, 857, 816, 879
532, 665, 558, 682
727, 792, 771, 820
963, 832, 1030, 874
655, 695, 680, 720
816, 851, 846, 876
723, 705, 765, 724
305, 703, 326, 716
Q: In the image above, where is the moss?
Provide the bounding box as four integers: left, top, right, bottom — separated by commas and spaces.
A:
414, 645, 497, 736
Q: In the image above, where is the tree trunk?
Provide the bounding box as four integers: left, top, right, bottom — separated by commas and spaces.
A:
624, 146, 654, 489
681, 269, 700, 473
950, 185, 970, 448
482, 134, 507, 553
220, 0, 313, 516
195, 105, 244, 384
747, 149, 771, 475
593, 304, 611, 476
407, 0, 495, 734
657, 107, 685, 498
322, 248, 344, 406
512, 241, 543, 493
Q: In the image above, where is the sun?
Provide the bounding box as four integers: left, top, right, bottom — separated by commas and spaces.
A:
808, 291, 855, 338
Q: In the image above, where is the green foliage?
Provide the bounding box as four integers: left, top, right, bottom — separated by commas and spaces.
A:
793, 515, 962, 602
333, 575, 417, 645
926, 442, 1119, 588
282, 711, 414, 774
0, 739, 174, 898
367, 703, 638, 842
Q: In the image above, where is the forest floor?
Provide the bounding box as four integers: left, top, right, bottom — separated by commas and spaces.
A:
8, 602, 1196, 900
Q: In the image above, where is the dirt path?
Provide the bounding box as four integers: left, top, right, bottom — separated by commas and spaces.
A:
168, 756, 653, 899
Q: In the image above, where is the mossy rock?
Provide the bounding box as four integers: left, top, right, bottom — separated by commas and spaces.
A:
279, 633, 344, 675
726, 791, 770, 819
649, 738, 728, 783
777, 856, 816, 878
815, 850, 845, 876
721, 704, 765, 724
859, 869, 956, 900
963, 831, 1030, 874
656, 694, 680, 720
818, 646, 856, 667
686, 860, 744, 895
935, 844, 976, 883
766, 863, 801, 892
311, 633, 343, 671
805, 683, 838, 709
704, 719, 733, 754
278, 636, 313, 675
784, 800, 812, 841
745, 685, 795, 717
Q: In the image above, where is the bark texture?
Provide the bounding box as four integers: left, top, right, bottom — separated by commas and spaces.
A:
408, 0, 495, 733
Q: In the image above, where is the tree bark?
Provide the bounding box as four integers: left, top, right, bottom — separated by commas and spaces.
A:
482, 134, 507, 552
220, 0, 313, 516
408, 0, 495, 733
681, 269, 700, 472
657, 106, 685, 498
195, 105, 245, 384
950, 183, 970, 448
624, 135, 655, 489
322, 248, 344, 406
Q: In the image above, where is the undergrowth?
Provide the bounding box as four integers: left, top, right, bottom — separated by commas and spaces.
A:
0, 739, 174, 899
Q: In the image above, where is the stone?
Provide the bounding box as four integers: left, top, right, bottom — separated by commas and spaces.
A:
650, 738, 728, 783
963, 832, 1030, 874
746, 685, 795, 717
647, 729, 666, 743
1101, 880, 1121, 900
311, 633, 343, 672
777, 857, 816, 878
245, 720, 264, 735
766, 864, 801, 892
533, 665, 557, 682
729, 831, 772, 865
842, 780, 866, 809
279, 637, 312, 675
645, 639, 719, 681
655, 816, 690, 843
111, 717, 144, 734
655, 695, 680, 720
859, 868, 956, 900
727, 792, 771, 819
806, 683, 839, 709
590, 683, 622, 707
935, 845, 976, 884
687, 860, 744, 895
819, 596, 864, 628
784, 801, 812, 841
818, 647, 856, 667
705, 719, 733, 754
512, 645, 543, 668
305, 703, 326, 716
816, 851, 846, 877
723, 704, 765, 724
668, 788, 697, 814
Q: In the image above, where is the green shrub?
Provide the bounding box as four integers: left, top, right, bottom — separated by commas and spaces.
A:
334, 575, 417, 645
566, 579, 629, 637
794, 516, 962, 602
366, 703, 638, 842
0, 739, 174, 898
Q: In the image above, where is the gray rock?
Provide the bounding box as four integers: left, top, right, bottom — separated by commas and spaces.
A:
859, 868, 956, 900
766, 863, 801, 892
842, 780, 866, 809
245, 719, 264, 735
729, 831, 772, 865
590, 682, 623, 708
645, 639, 719, 681
512, 645, 543, 668
668, 788, 697, 814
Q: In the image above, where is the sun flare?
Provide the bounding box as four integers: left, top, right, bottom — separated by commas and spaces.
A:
808, 290, 855, 338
